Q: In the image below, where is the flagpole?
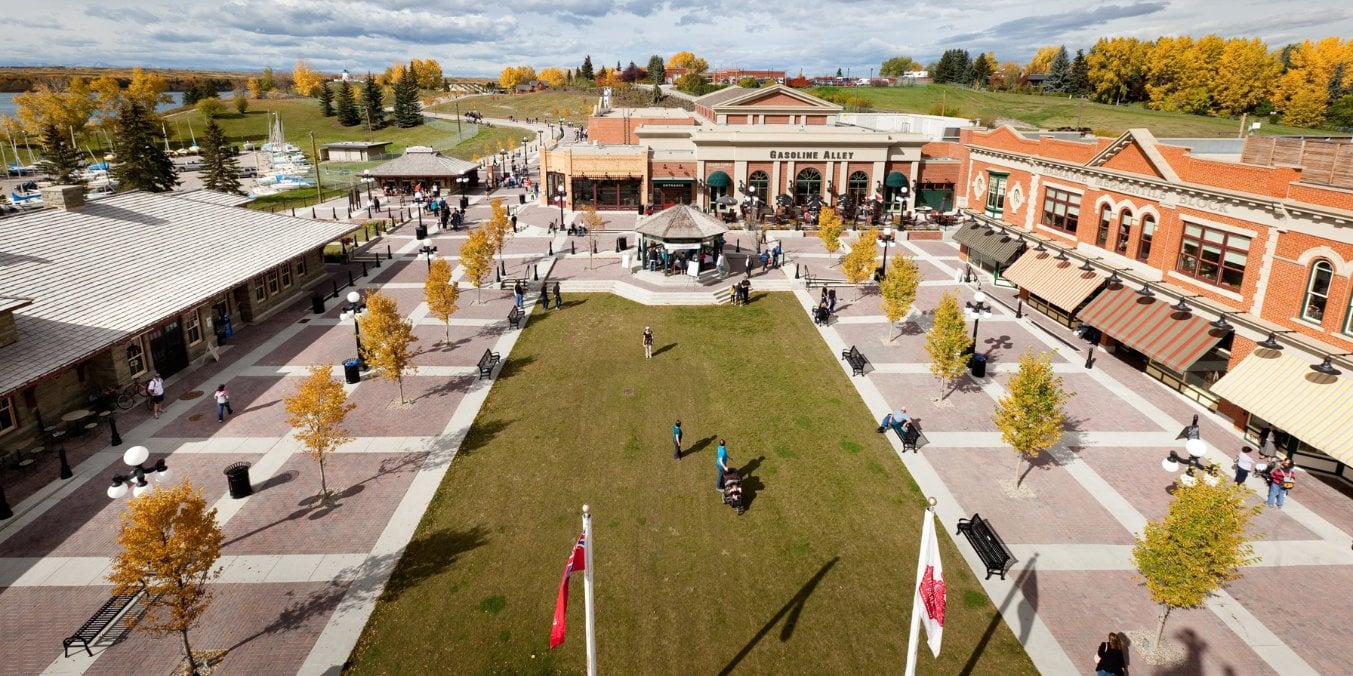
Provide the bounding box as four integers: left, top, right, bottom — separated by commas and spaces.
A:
582, 504, 597, 676
904, 497, 937, 676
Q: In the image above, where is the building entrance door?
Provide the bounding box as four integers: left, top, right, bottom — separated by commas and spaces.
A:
148, 319, 189, 378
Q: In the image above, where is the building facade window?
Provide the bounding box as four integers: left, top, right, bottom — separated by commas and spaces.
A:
280, 263, 293, 288
985, 172, 1008, 217
1040, 188, 1081, 233
1175, 223, 1250, 291
295, 255, 308, 278
1116, 211, 1133, 254
0, 396, 16, 436
847, 171, 869, 204
794, 168, 822, 205
1137, 215, 1156, 261
185, 310, 202, 345
254, 275, 267, 301
1096, 204, 1112, 246
127, 337, 147, 377
1302, 260, 1334, 323
266, 269, 280, 295
747, 170, 769, 200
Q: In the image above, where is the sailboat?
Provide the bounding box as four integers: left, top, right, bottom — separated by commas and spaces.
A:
187, 121, 199, 155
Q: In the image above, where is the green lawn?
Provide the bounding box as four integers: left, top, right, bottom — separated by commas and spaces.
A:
815, 84, 1331, 138
348, 293, 1034, 674
426, 88, 682, 126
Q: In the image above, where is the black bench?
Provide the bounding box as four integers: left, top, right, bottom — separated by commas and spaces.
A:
507, 306, 523, 330
840, 345, 868, 376
956, 513, 1015, 580
477, 348, 501, 379
896, 420, 923, 453
64, 593, 138, 657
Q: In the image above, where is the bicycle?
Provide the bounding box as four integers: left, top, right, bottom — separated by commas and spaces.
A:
115, 380, 153, 411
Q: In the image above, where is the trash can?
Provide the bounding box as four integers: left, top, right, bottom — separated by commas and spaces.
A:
637, 203, 645, 215
618, 236, 627, 251
343, 358, 361, 384
224, 462, 253, 499
519, 194, 526, 205
415, 225, 428, 240
970, 353, 988, 378
310, 293, 325, 315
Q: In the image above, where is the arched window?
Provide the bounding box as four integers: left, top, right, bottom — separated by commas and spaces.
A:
848, 171, 869, 203
1136, 214, 1156, 262
747, 170, 769, 201
1116, 211, 1133, 254
1096, 204, 1112, 247
794, 167, 822, 205
1302, 260, 1334, 323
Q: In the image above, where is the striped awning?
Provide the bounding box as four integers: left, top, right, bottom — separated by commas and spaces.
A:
952, 222, 1024, 266
1003, 250, 1105, 313
1076, 285, 1228, 373
1211, 349, 1353, 464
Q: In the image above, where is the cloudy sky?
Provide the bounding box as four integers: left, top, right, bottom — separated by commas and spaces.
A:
2, 0, 1350, 77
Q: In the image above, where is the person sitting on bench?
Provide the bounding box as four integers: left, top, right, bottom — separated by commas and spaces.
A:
877, 407, 910, 434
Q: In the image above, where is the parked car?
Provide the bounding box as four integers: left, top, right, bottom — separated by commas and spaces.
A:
238, 165, 259, 178
175, 159, 204, 172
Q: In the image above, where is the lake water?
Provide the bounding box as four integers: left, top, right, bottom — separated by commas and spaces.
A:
0, 91, 187, 118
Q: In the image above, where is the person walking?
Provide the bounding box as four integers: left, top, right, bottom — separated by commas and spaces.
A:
1234, 445, 1255, 485
644, 326, 654, 359
827, 289, 838, 314
1093, 633, 1127, 676
672, 419, 683, 460
147, 373, 165, 419
214, 383, 234, 423
513, 280, 525, 309
552, 281, 562, 309
1267, 458, 1295, 508
716, 439, 730, 491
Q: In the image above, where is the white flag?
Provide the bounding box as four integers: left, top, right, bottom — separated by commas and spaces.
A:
916, 508, 946, 657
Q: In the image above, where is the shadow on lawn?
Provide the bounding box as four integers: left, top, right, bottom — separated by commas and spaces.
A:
739, 456, 766, 512
960, 552, 1037, 673
719, 556, 839, 675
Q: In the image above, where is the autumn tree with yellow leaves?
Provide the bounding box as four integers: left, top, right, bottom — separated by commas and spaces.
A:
293, 59, 324, 97
667, 51, 709, 75
358, 291, 419, 404
285, 364, 356, 503
818, 207, 845, 264
925, 290, 971, 401
460, 224, 497, 304
880, 253, 921, 341
108, 478, 223, 675
579, 206, 607, 269
424, 258, 461, 343
500, 65, 538, 90
486, 198, 515, 258
841, 228, 879, 298
993, 349, 1073, 488
538, 67, 567, 88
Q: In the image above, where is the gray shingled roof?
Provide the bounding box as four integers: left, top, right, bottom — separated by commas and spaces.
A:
367, 146, 478, 178
0, 191, 355, 397
693, 87, 750, 108
175, 189, 253, 208
635, 205, 728, 239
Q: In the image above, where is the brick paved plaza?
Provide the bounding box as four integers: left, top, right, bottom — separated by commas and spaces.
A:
2, 139, 1351, 675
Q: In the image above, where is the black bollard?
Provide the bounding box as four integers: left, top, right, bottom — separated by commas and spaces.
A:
495, 268, 501, 283
361, 261, 368, 277
58, 443, 73, 479
795, 263, 800, 279
387, 244, 393, 260
109, 414, 122, 447
533, 265, 539, 281
333, 207, 338, 220
0, 485, 10, 520
736, 240, 741, 252
348, 270, 356, 287
312, 207, 317, 219
1085, 346, 1095, 369
291, 207, 296, 217
548, 242, 553, 256
1015, 299, 1023, 319
571, 241, 576, 255
332, 280, 340, 298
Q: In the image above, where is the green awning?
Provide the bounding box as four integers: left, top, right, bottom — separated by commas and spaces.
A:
706, 171, 731, 188
885, 171, 908, 188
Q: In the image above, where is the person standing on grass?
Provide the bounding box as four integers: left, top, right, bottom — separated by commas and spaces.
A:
1234, 446, 1255, 485
644, 326, 654, 359
214, 384, 234, 423
716, 439, 730, 490
672, 419, 683, 460
553, 281, 562, 310
147, 372, 165, 419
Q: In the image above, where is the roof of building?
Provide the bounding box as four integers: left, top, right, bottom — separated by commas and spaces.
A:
694, 86, 753, 107
320, 141, 392, 149
174, 189, 253, 208
635, 205, 728, 239
368, 146, 478, 178
597, 107, 694, 119
0, 191, 354, 396
0, 296, 33, 314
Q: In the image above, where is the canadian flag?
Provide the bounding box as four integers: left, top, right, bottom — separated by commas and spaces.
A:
549, 532, 587, 649
916, 509, 946, 657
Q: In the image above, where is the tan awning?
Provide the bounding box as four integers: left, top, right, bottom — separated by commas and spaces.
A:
1211, 349, 1353, 464
1002, 250, 1105, 314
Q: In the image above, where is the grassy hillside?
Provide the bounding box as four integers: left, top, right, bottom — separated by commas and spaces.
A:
426, 88, 681, 125
813, 84, 1330, 138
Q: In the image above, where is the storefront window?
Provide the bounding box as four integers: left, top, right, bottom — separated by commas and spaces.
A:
185, 310, 202, 345
1302, 260, 1333, 323
748, 171, 769, 200
794, 168, 821, 205
848, 171, 869, 204
985, 172, 1007, 217
127, 337, 147, 377
571, 177, 642, 211
1175, 223, 1250, 291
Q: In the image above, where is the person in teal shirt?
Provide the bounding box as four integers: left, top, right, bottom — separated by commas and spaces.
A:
716, 440, 730, 490
672, 419, 682, 460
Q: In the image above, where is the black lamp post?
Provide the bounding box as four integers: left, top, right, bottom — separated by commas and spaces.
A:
878, 227, 893, 274
420, 242, 438, 271
965, 290, 993, 344
106, 445, 171, 499
1162, 418, 1220, 486
556, 187, 567, 228
342, 291, 368, 370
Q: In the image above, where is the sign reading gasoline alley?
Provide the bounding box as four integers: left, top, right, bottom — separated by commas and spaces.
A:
768, 150, 856, 160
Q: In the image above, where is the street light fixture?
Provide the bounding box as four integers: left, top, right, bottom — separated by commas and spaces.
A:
341, 291, 368, 370
1162, 418, 1220, 486
107, 445, 170, 499
420, 242, 438, 271
556, 186, 567, 229
878, 227, 893, 275
965, 290, 993, 344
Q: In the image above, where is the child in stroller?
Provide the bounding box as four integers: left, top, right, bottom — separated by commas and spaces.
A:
721, 469, 745, 515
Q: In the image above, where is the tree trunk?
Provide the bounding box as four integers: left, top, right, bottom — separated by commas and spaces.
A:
397, 377, 406, 405
181, 628, 198, 675
318, 456, 330, 504
444, 322, 450, 344
1154, 605, 1171, 652
1014, 454, 1024, 487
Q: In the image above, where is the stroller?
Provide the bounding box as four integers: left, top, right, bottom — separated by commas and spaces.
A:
721, 469, 745, 515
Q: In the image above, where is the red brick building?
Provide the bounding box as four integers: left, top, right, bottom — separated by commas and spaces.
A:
954, 127, 1353, 478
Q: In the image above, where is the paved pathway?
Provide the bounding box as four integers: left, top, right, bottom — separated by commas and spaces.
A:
4, 207, 1352, 674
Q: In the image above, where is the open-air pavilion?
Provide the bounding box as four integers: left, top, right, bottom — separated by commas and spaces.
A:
634, 205, 728, 277
366, 146, 481, 196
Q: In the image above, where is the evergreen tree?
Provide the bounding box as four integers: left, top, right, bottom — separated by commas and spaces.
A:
38, 123, 83, 185
362, 73, 385, 129
647, 55, 666, 84
336, 81, 360, 126
111, 101, 178, 192
1045, 46, 1073, 92
1070, 49, 1091, 96
580, 55, 594, 81
182, 78, 204, 106
836, 67, 844, 78
318, 80, 334, 117
970, 55, 994, 88
394, 66, 422, 128
934, 49, 972, 84
199, 119, 241, 195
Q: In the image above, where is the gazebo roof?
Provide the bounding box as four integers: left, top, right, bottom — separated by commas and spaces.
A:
635, 205, 728, 239
368, 146, 478, 178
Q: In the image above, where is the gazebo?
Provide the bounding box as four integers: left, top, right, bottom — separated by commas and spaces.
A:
366, 146, 480, 195
634, 205, 728, 275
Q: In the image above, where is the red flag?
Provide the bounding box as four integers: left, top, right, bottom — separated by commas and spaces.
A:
917, 510, 946, 656
549, 532, 587, 649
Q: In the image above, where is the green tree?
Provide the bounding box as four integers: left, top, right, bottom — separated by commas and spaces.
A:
393, 66, 422, 128
579, 55, 595, 81
647, 55, 666, 84
1069, 49, 1091, 96
880, 253, 921, 341
1133, 480, 1260, 658
111, 100, 178, 192
284, 364, 355, 503
199, 118, 242, 195
362, 73, 385, 130
38, 123, 82, 185
336, 81, 360, 126
674, 73, 713, 95
969, 53, 995, 88
232, 90, 248, 115
194, 97, 224, 119
1328, 95, 1353, 128
108, 478, 222, 676
992, 349, 1073, 488
818, 207, 845, 264
1044, 46, 1072, 92
359, 291, 419, 405
260, 66, 275, 93
841, 228, 879, 297
880, 56, 918, 77
934, 49, 972, 84
318, 80, 335, 117
424, 258, 461, 343
925, 290, 970, 400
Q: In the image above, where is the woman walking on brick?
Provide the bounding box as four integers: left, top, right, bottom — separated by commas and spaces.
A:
214, 384, 234, 423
